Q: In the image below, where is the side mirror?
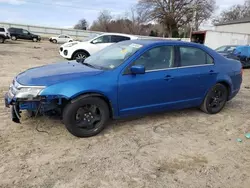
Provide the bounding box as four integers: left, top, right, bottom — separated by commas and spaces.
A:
91, 40, 98, 44
130, 65, 145, 74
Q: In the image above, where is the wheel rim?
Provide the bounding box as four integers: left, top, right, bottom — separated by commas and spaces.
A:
12, 36, 16, 40
33, 38, 37, 42
75, 104, 102, 130
207, 86, 227, 111
76, 53, 86, 60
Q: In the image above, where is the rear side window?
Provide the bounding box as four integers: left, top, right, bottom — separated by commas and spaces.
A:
0, 28, 5, 32
179, 46, 213, 67
111, 35, 130, 43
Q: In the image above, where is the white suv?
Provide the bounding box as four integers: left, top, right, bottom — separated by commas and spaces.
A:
0, 27, 10, 43
59, 33, 138, 60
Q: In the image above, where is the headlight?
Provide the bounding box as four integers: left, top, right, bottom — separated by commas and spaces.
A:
64, 42, 78, 47
15, 87, 45, 99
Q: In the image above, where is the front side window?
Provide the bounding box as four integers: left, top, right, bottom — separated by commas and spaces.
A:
84, 41, 143, 69
22, 30, 29, 34
179, 46, 213, 67
91, 35, 111, 44
59, 35, 66, 38
0, 28, 4, 32
133, 46, 175, 71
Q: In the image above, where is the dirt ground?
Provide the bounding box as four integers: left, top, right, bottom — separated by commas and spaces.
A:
0, 40, 250, 188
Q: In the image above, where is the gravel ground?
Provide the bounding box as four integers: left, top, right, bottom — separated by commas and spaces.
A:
0, 40, 250, 188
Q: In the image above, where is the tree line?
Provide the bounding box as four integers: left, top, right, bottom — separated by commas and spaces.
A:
74, 0, 250, 38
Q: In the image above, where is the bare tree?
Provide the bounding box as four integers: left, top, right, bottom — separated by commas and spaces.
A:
138, 0, 215, 37
90, 10, 113, 32
138, 0, 194, 37
192, 0, 216, 31
74, 19, 88, 30
213, 0, 250, 24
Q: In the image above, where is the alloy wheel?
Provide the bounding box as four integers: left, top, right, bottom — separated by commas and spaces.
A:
75, 104, 102, 130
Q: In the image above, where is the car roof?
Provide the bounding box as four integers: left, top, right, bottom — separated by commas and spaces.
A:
127, 39, 195, 47
100, 33, 138, 39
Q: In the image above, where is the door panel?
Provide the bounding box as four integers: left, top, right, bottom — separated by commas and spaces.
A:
118, 45, 178, 116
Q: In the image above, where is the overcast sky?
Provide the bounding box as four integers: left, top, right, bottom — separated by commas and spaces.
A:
0, 0, 246, 28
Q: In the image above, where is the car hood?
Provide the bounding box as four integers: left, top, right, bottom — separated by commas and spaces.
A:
16, 61, 103, 86
61, 41, 80, 47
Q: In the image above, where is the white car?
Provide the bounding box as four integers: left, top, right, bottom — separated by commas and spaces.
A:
0, 27, 10, 43
59, 33, 138, 60
49, 34, 73, 44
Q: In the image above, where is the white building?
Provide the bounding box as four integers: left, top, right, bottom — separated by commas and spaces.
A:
215, 18, 250, 35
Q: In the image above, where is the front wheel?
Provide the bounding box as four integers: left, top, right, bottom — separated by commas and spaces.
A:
200, 83, 228, 114
63, 97, 110, 137
32, 38, 38, 42
72, 51, 89, 60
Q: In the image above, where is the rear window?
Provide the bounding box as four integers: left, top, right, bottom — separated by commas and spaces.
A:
111, 35, 130, 43
0, 28, 5, 32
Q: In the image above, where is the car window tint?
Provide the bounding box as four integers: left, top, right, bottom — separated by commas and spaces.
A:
0, 28, 4, 32
22, 30, 29, 34
134, 46, 174, 71
111, 35, 130, 43
92, 35, 111, 44
226, 46, 236, 52
215, 46, 227, 52
179, 47, 212, 67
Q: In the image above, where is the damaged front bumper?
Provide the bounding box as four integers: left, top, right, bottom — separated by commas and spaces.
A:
4, 92, 64, 123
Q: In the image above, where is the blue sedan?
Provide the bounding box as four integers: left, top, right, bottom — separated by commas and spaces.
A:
5, 40, 242, 137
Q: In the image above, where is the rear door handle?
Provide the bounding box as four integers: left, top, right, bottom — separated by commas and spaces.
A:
164, 75, 173, 81
209, 70, 216, 75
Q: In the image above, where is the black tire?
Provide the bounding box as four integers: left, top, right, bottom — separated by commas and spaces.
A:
52, 39, 57, 43
69, 40, 73, 42
63, 97, 110, 137
72, 51, 89, 60
200, 83, 228, 114
11, 36, 17, 40
0, 37, 4, 43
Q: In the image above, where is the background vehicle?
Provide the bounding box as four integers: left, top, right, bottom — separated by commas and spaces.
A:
215, 45, 238, 56
5, 40, 242, 137
49, 34, 73, 44
191, 30, 250, 49
8, 27, 41, 42
226, 45, 250, 68
0, 27, 10, 43
59, 33, 138, 60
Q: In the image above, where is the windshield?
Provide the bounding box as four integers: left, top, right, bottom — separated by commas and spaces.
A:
215, 46, 227, 52
80, 34, 100, 42
84, 41, 143, 69
216, 46, 237, 53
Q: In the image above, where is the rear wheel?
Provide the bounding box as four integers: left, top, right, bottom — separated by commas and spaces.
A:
63, 97, 109, 137
72, 51, 89, 60
0, 37, 4, 43
200, 83, 228, 114
52, 39, 57, 43
32, 38, 38, 42
11, 36, 17, 40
